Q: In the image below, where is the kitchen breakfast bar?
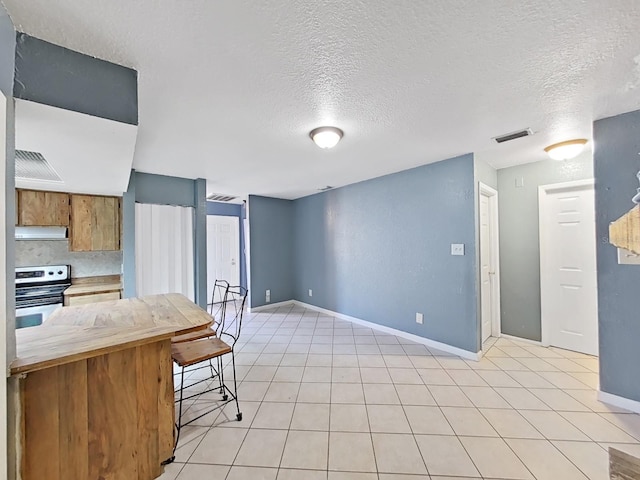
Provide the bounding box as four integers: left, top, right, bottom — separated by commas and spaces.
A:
10, 293, 212, 480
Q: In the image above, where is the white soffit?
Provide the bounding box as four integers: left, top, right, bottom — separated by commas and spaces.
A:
5, 1, 640, 198
14, 100, 137, 195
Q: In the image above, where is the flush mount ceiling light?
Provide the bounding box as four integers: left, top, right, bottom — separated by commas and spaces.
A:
310, 126, 343, 149
544, 139, 588, 161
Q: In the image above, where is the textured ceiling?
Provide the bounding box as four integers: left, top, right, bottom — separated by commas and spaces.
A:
4, 1, 640, 199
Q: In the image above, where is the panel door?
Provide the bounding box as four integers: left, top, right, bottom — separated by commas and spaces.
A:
480, 194, 493, 343
206, 216, 240, 305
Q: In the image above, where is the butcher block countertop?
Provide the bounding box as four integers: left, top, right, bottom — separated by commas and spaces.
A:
11, 293, 212, 375
63, 282, 122, 297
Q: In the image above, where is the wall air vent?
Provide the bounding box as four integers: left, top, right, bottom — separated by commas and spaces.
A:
15, 150, 62, 182
319, 186, 334, 191
493, 128, 533, 144
206, 193, 237, 202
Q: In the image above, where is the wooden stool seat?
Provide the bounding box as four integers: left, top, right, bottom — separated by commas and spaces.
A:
171, 338, 232, 368
172, 326, 217, 343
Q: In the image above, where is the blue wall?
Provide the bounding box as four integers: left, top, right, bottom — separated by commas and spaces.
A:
121, 170, 208, 308
594, 109, 640, 402
248, 196, 294, 308
206, 201, 248, 290
256, 154, 476, 353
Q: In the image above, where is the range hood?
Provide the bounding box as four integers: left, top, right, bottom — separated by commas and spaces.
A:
15, 226, 68, 240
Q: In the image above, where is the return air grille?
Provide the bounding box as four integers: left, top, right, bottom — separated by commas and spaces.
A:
493, 128, 533, 144
207, 193, 237, 202
15, 150, 62, 182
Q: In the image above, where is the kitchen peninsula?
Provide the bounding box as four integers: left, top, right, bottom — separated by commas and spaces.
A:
11, 293, 212, 480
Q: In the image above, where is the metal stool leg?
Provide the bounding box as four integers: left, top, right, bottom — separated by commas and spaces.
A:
231, 349, 242, 421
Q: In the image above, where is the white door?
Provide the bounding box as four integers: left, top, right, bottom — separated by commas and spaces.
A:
207, 216, 240, 305
540, 180, 598, 356
480, 193, 493, 342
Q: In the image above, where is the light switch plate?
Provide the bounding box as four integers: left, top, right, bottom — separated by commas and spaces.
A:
451, 243, 465, 256
308, 289, 313, 297
416, 313, 424, 324
266, 289, 271, 302
515, 177, 524, 188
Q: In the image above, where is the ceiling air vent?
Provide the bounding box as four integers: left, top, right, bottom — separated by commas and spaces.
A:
207, 193, 237, 202
319, 186, 334, 191
493, 128, 533, 144
15, 150, 62, 182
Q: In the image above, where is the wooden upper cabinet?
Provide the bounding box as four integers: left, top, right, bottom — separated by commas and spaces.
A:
17, 189, 69, 226
69, 195, 121, 251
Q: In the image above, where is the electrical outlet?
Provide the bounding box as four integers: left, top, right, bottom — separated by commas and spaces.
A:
266, 289, 271, 303
416, 312, 424, 324
451, 243, 465, 256
308, 289, 313, 297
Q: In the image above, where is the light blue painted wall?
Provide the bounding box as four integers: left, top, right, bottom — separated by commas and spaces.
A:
248, 195, 294, 308
594, 109, 640, 402
206, 201, 248, 289
497, 154, 593, 340
121, 170, 208, 308
293, 154, 479, 353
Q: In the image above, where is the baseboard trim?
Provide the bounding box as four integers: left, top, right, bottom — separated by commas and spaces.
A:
499, 333, 543, 346
248, 300, 294, 313
598, 390, 640, 414
292, 300, 480, 361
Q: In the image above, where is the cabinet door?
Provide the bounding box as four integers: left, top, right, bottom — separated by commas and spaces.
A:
17, 189, 69, 226
69, 195, 120, 251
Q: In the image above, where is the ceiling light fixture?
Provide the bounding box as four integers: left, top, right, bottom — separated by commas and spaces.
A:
544, 139, 588, 161
310, 126, 343, 149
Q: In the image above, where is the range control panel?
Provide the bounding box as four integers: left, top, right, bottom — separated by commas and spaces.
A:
15, 265, 71, 284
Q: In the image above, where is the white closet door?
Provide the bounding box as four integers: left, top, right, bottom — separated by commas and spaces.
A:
135, 203, 195, 301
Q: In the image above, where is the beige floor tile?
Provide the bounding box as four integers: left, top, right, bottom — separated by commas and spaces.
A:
332, 367, 362, 383
331, 383, 365, 404
357, 355, 386, 367
566, 389, 630, 413
428, 385, 474, 407
572, 357, 599, 372
157, 462, 182, 480
409, 355, 442, 369
176, 464, 231, 480
256, 353, 285, 366
307, 354, 333, 367
215, 400, 259, 428
600, 412, 640, 440
173, 425, 209, 463
291, 403, 330, 431
441, 406, 498, 436
273, 366, 305, 383
460, 436, 533, 479
234, 429, 288, 467
479, 408, 543, 439
553, 440, 609, 480
414, 434, 479, 477
333, 354, 359, 367
279, 353, 308, 366
418, 368, 456, 385
226, 466, 278, 480
395, 384, 436, 406
298, 383, 331, 403
494, 387, 551, 410
278, 469, 327, 480
543, 358, 591, 372
561, 411, 637, 442
460, 386, 511, 408
404, 405, 454, 435
569, 372, 600, 389
517, 357, 559, 372
189, 427, 248, 464
330, 404, 370, 432
465, 358, 501, 371
520, 410, 590, 441
388, 368, 424, 384
505, 370, 556, 388
499, 345, 536, 358
237, 381, 270, 401
244, 365, 278, 382
490, 357, 529, 371
372, 433, 428, 474
476, 369, 521, 387
264, 382, 300, 402
303, 366, 333, 383
448, 369, 488, 386
538, 371, 592, 389
506, 438, 589, 480
529, 388, 593, 411
328, 432, 377, 472
383, 355, 413, 368
360, 367, 393, 383
436, 356, 472, 370
328, 472, 376, 480
363, 384, 400, 404
252, 402, 295, 429
379, 475, 430, 480
281, 430, 329, 470
367, 404, 411, 433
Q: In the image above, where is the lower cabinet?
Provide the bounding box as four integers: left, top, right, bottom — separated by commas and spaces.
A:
64, 291, 121, 307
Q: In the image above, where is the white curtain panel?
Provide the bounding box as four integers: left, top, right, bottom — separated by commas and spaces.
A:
135, 203, 195, 301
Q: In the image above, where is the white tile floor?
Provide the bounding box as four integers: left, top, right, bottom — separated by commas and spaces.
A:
161, 304, 640, 480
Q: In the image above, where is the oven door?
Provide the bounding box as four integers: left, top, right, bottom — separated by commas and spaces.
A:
15, 303, 62, 329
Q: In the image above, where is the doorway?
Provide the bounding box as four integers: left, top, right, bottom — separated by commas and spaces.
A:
479, 183, 501, 344
206, 215, 240, 306
539, 179, 598, 356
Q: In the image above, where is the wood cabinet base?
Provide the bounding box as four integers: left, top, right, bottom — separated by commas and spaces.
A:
20, 340, 174, 480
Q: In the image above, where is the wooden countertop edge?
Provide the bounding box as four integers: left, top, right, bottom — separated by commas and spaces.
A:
64, 283, 122, 296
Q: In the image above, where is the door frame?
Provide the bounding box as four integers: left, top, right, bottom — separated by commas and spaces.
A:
478, 182, 502, 340
538, 178, 595, 348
